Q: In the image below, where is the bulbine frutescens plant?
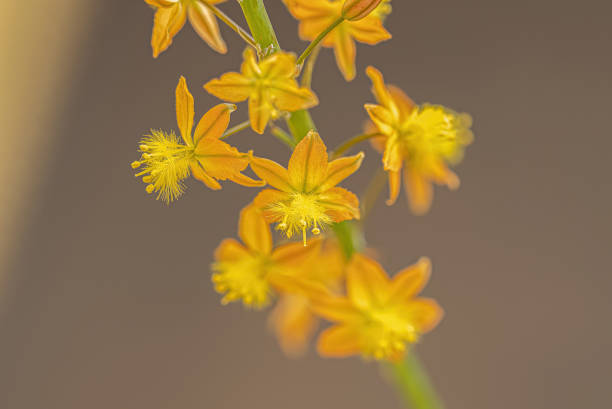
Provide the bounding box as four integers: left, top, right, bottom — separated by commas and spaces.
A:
135, 1, 473, 407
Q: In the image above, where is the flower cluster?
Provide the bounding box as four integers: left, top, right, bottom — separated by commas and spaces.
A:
135, 0, 474, 363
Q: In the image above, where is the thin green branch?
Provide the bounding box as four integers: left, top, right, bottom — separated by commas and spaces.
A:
301, 44, 321, 88
201, 1, 258, 51
220, 120, 250, 139
270, 124, 296, 149
332, 132, 382, 159
296, 16, 345, 69
238, 0, 280, 57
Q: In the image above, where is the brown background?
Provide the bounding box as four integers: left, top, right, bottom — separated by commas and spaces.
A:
1, 1, 611, 408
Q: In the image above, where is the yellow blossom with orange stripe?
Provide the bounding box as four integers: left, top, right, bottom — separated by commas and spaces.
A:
250, 130, 363, 245
364, 66, 474, 214
131, 77, 263, 203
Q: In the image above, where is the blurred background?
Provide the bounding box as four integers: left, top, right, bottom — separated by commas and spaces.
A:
1, 1, 610, 408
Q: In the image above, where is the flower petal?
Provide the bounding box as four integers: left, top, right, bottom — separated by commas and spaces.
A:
349, 16, 392, 45
333, 29, 356, 81
346, 253, 390, 309
204, 72, 253, 103
288, 130, 328, 192
176, 76, 194, 145
187, 2, 227, 54
388, 85, 416, 119
388, 257, 431, 303
317, 324, 362, 358
145, 0, 178, 7
151, 3, 187, 58
365, 66, 393, 109
269, 295, 318, 357
250, 157, 294, 192
195, 138, 249, 180
214, 238, 249, 262
193, 103, 235, 144
320, 152, 364, 192
385, 169, 401, 206
271, 237, 321, 267
239, 204, 272, 255
404, 167, 433, 215
260, 51, 298, 78
318, 187, 360, 223
269, 82, 319, 112
248, 87, 270, 134
364, 103, 395, 136
382, 137, 403, 172
403, 297, 444, 333
228, 172, 265, 188
190, 161, 221, 190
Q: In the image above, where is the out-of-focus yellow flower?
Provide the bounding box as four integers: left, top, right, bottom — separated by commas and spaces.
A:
283, 0, 391, 81
308, 254, 443, 361
269, 239, 346, 356
342, 0, 383, 21
364, 66, 474, 214
132, 76, 263, 203
212, 204, 320, 308
250, 130, 363, 245
145, 0, 228, 58
204, 49, 318, 134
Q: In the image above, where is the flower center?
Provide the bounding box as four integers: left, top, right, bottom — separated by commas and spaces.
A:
269, 193, 331, 245
212, 254, 272, 308
362, 307, 418, 360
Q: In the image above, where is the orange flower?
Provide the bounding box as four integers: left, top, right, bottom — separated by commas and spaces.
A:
250, 130, 364, 245
145, 0, 228, 58
283, 0, 391, 81
309, 254, 443, 361
204, 49, 318, 134
269, 239, 346, 356
212, 204, 320, 308
131, 77, 263, 203
364, 66, 474, 214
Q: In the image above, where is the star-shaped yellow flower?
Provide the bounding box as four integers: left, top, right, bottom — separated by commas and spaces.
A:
283, 0, 391, 81
212, 204, 320, 308
145, 0, 228, 58
132, 76, 263, 203
269, 238, 346, 356
249, 130, 364, 245
204, 49, 318, 134
364, 66, 474, 214
309, 254, 443, 361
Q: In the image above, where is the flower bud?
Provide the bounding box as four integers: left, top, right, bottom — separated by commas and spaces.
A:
341, 0, 384, 21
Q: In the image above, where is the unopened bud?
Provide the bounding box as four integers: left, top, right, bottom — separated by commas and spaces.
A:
342, 0, 383, 21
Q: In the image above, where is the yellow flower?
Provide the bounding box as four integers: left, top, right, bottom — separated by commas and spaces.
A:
250, 130, 364, 245
364, 66, 474, 214
269, 238, 346, 356
204, 49, 318, 134
132, 76, 263, 203
283, 0, 391, 81
309, 254, 443, 361
212, 204, 320, 309
145, 0, 228, 58
342, 0, 384, 21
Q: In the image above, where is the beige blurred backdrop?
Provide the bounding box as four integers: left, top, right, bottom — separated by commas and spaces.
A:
1, 1, 611, 409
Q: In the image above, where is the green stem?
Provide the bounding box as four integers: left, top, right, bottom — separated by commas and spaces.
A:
238, 0, 316, 143
301, 44, 321, 88
270, 124, 296, 149
332, 132, 382, 159
386, 352, 446, 409
201, 1, 258, 50
220, 120, 250, 139
296, 16, 344, 68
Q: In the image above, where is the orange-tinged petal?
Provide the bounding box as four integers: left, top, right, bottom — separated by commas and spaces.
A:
318, 186, 360, 223
388, 85, 416, 119
288, 130, 328, 192
248, 87, 270, 134
333, 28, 356, 81
260, 51, 298, 78
310, 293, 361, 322
269, 295, 318, 357
193, 103, 235, 144
428, 159, 460, 190
317, 324, 362, 358
238, 204, 272, 255
145, 0, 178, 7
388, 257, 431, 303
214, 238, 249, 262
228, 172, 265, 188
190, 161, 221, 190
252, 188, 290, 214
342, 0, 383, 21
364, 103, 395, 136
187, 2, 227, 54
404, 167, 433, 215
403, 297, 444, 333
346, 253, 390, 309
320, 152, 364, 191
349, 16, 392, 45
250, 157, 294, 192
151, 3, 187, 58
365, 66, 393, 109
269, 82, 319, 112
195, 138, 249, 180
240, 48, 261, 77
271, 237, 321, 267
203, 72, 253, 102
382, 137, 403, 172
176, 76, 194, 145
386, 169, 401, 206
